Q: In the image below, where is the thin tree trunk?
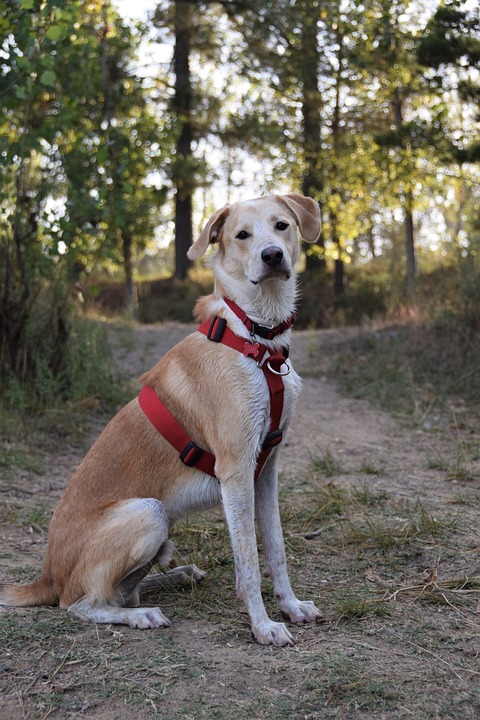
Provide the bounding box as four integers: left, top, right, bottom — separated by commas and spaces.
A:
392, 87, 416, 298
367, 224, 376, 259
404, 192, 416, 298
299, 1, 324, 273
334, 258, 345, 297
173, 0, 193, 280
123, 233, 138, 320
331, 25, 345, 298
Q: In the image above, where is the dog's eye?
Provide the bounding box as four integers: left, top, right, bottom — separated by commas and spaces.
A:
236, 230, 250, 240
275, 221, 289, 231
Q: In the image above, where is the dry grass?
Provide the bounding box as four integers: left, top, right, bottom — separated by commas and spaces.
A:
2, 451, 480, 719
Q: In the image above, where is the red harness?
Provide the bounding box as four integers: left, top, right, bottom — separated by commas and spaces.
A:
138, 299, 294, 481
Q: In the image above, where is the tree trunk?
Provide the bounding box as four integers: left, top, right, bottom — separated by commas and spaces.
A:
404, 194, 416, 299
299, 2, 324, 273
6, 168, 31, 375
331, 25, 345, 298
367, 224, 376, 259
392, 87, 417, 298
334, 258, 345, 298
123, 232, 138, 320
173, 0, 193, 280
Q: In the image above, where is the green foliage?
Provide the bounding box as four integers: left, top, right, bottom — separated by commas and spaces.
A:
296, 267, 334, 328
0, 0, 167, 398
216, 0, 479, 306
417, 3, 480, 69
0, 0, 479, 409
334, 271, 389, 326
1, 314, 129, 412
416, 1, 480, 167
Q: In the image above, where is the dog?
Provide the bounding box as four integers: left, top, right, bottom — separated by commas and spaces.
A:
0, 193, 322, 646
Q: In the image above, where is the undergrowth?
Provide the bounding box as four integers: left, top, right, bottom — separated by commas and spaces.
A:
0, 315, 133, 463
89, 269, 214, 324
0, 315, 133, 456
334, 316, 480, 419
1, 315, 130, 412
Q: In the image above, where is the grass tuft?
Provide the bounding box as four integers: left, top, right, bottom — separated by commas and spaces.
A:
333, 588, 389, 620
310, 449, 345, 477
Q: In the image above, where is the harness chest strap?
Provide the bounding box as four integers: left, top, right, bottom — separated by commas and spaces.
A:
138, 314, 289, 481
197, 316, 287, 480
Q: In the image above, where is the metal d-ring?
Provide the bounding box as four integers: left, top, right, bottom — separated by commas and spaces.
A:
266, 358, 291, 376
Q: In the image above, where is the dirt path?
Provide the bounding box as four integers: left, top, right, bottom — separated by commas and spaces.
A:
1, 322, 479, 719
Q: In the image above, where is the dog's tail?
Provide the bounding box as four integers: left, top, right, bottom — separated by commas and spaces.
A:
0, 577, 57, 607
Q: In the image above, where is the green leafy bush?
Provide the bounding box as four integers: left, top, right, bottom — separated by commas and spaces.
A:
1, 309, 128, 412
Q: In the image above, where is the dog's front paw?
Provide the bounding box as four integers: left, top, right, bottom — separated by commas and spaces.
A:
128, 607, 171, 629
252, 620, 295, 647
281, 599, 324, 625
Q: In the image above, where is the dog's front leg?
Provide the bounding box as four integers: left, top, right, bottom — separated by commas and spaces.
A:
255, 458, 323, 625
221, 480, 294, 646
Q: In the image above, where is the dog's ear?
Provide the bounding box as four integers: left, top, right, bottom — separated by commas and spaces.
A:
277, 194, 321, 243
187, 205, 230, 260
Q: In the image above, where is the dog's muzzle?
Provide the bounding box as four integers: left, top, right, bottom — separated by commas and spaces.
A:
251, 245, 291, 284
261, 244, 284, 268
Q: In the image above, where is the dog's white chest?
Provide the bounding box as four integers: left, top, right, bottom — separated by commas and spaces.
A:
239, 353, 301, 437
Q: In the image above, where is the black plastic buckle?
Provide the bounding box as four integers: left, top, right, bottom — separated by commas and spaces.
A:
207, 316, 227, 342
180, 441, 204, 467
252, 322, 275, 340
263, 429, 283, 450
252, 311, 296, 340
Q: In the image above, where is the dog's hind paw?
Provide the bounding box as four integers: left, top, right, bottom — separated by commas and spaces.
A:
167, 564, 207, 585
281, 599, 324, 625
128, 607, 171, 629
252, 620, 295, 647
139, 565, 206, 594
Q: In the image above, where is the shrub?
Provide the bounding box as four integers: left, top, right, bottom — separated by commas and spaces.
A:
0, 308, 127, 412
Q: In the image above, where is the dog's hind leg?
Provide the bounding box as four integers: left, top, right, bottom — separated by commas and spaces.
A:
138, 565, 206, 594
115, 538, 175, 608
66, 498, 173, 629
116, 549, 206, 603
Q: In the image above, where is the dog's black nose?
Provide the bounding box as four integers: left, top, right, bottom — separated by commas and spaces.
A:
261, 245, 284, 267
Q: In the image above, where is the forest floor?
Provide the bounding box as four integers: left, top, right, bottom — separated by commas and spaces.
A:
1, 321, 480, 719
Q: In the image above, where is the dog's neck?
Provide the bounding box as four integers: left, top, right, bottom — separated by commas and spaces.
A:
211, 264, 297, 327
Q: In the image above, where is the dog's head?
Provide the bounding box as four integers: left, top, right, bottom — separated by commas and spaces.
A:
187, 194, 321, 286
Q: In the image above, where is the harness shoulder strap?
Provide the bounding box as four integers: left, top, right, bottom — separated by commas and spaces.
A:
138, 386, 216, 477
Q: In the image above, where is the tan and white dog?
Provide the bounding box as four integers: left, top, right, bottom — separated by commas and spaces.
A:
0, 193, 322, 646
